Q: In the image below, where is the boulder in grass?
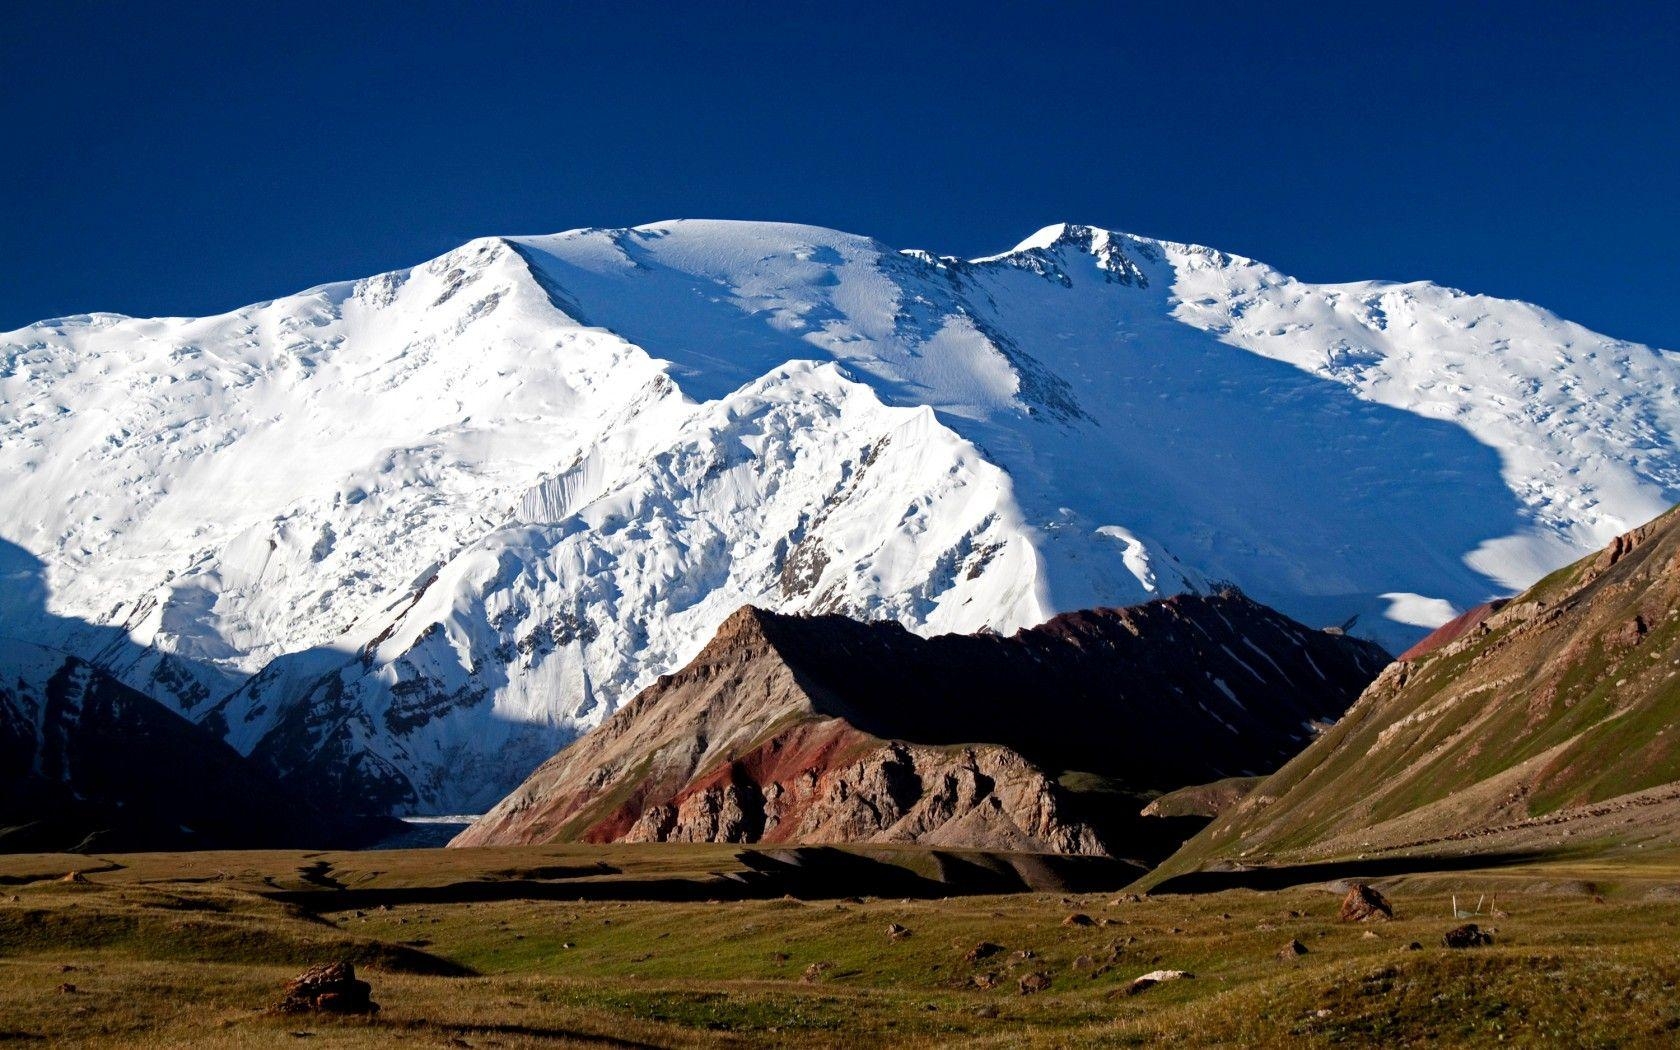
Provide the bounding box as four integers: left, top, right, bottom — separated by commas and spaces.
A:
1126, 969, 1193, 995
1442, 923, 1494, 948
1276, 939, 1308, 960
1338, 884, 1393, 922
275, 962, 378, 1014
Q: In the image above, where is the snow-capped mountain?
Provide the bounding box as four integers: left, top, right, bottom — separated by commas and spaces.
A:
4, 220, 1678, 813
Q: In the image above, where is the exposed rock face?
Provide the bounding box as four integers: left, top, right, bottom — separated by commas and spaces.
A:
1155, 504, 1680, 879
454, 592, 1389, 855
624, 735, 1104, 855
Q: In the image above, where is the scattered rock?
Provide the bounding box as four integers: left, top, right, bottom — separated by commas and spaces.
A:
1361, 930, 1380, 940
971, 1003, 999, 1018
1062, 913, 1095, 927
887, 923, 912, 941
801, 961, 833, 983
274, 962, 378, 1015
56, 983, 76, 995
1071, 954, 1098, 972
1338, 884, 1393, 922
1017, 971, 1052, 995
1442, 923, 1493, 948
1406, 941, 1423, 951
970, 971, 1000, 990
1126, 969, 1193, 995
965, 941, 1005, 964
1277, 939, 1308, 960
61, 872, 88, 884
1007, 949, 1036, 969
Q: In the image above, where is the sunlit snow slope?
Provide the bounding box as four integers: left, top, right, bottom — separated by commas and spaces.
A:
3, 220, 1677, 812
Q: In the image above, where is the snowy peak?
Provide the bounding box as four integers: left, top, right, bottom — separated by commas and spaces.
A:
975, 222, 1155, 285
5, 218, 1680, 815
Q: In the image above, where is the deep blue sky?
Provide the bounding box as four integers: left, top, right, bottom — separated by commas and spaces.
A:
4, 2, 1677, 346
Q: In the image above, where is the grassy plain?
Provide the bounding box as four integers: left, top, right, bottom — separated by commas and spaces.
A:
2, 844, 1679, 1046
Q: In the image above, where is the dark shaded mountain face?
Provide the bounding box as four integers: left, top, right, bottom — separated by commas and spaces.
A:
1153, 506, 1680, 881
455, 591, 1389, 859
0, 642, 385, 852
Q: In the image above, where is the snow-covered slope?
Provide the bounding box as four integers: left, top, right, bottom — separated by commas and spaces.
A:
4, 219, 1677, 813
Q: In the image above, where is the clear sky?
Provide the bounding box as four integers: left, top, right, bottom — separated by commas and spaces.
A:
4, 1, 1676, 346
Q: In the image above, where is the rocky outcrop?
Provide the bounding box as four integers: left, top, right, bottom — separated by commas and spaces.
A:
454, 591, 1389, 855
274, 962, 378, 1014
625, 735, 1104, 855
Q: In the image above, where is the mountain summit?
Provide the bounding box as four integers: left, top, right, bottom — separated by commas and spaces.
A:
4, 220, 1679, 813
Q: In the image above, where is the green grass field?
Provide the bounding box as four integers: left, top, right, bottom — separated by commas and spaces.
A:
3, 844, 1679, 1046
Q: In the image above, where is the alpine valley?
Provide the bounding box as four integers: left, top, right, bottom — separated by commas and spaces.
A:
6, 219, 1680, 820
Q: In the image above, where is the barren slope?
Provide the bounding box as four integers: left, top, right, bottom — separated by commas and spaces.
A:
455, 592, 1388, 856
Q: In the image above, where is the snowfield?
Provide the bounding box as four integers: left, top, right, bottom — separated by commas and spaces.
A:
3, 220, 1677, 812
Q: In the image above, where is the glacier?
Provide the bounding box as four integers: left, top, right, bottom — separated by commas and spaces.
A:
3, 219, 1678, 813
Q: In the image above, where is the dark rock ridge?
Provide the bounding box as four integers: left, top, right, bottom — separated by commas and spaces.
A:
454, 590, 1389, 856
1153, 503, 1680, 879
0, 641, 381, 852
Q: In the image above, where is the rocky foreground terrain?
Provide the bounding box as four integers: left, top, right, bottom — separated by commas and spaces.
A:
455, 591, 1388, 856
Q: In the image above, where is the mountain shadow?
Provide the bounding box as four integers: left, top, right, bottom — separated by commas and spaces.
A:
0, 539, 393, 852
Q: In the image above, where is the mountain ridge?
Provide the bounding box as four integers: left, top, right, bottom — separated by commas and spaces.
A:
6, 218, 1679, 813
453, 591, 1389, 856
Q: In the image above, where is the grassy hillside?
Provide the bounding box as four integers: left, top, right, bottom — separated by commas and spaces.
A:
1149, 505, 1680, 885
